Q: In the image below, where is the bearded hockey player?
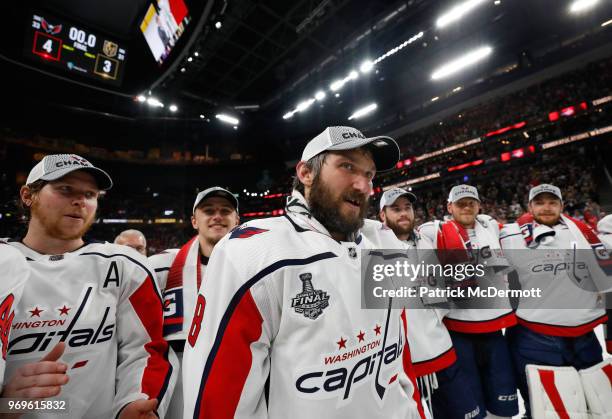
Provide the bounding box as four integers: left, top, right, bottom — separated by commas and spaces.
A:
183, 126, 426, 419
500, 184, 612, 417
149, 186, 239, 418
418, 185, 518, 419
0, 245, 30, 390
379, 188, 480, 419
4, 154, 176, 418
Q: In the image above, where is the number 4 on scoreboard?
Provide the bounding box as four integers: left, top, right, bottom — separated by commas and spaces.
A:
32, 31, 62, 61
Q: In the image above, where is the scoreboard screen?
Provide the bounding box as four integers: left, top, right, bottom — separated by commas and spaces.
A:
25, 11, 127, 86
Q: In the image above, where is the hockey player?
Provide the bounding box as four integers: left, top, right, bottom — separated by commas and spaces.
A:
418, 185, 518, 419
500, 184, 612, 417
183, 126, 426, 418
4, 154, 176, 418
379, 188, 480, 419
149, 186, 239, 418
0, 245, 30, 390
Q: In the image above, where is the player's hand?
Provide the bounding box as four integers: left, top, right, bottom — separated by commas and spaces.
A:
1, 342, 69, 399
118, 398, 158, 419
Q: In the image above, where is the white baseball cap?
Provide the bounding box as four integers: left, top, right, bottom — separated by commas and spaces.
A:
448, 184, 480, 203
193, 186, 239, 214
379, 188, 417, 211
301, 126, 400, 171
26, 154, 113, 190
528, 184, 562, 202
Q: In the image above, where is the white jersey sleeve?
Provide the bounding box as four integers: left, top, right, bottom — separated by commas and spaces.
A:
112, 247, 178, 417
0, 244, 29, 389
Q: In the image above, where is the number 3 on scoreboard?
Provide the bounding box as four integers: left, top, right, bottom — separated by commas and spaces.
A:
188, 294, 206, 347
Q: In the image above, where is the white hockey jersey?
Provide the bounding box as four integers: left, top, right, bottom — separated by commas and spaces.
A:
0, 243, 29, 389
418, 216, 516, 333
403, 235, 455, 376
182, 191, 426, 419
500, 215, 610, 337
4, 240, 177, 418
149, 236, 205, 343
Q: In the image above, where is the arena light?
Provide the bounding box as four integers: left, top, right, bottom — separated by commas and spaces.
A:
431, 46, 492, 80
431, 96, 440, 102
296, 98, 315, 112
348, 103, 377, 120
330, 79, 345, 91
282, 111, 294, 120
136, 95, 146, 102
360, 60, 374, 73
216, 114, 239, 125
436, 0, 488, 28
199, 114, 205, 119
314, 90, 326, 101
602, 18, 612, 26
169, 104, 178, 112
569, 0, 600, 13
373, 32, 423, 65
146, 97, 164, 108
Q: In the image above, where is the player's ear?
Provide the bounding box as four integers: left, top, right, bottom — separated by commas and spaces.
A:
446, 202, 452, 214
20, 185, 34, 207
379, 209, 386, 223
191, 215, 198, 230
296, 161, 314, 188
234, 213, 240, 226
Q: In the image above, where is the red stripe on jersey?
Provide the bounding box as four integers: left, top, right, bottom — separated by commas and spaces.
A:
129, 276, 172, 401
164, 316, 184, 325
607, 340, 612, 354
167, 236, 199, 290
603, 364, 612, 386
401, 310, 426, 419
198, 290, 263, 419
412, 347, 457, 377
443, 311, 517, 333
517, 314, 607, 337
537, 370, 570, 419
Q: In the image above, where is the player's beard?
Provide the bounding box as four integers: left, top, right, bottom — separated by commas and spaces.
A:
386, 217, 413, 237
31, 200, 95, 240
308, 176, 368, 238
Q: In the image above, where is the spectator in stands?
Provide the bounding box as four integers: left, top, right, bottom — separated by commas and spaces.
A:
114, 229, 148, 255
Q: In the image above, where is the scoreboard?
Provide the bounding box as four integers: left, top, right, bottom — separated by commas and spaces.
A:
25, 11, 127, 86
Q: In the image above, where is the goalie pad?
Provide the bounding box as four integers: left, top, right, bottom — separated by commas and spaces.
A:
579, 359, 612, 418
526, 364, 588, 419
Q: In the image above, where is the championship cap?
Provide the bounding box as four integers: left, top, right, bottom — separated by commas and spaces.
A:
193, 186, 239, 214
379, 188, 417, 211
26, 154, 113, 190
528, 184, 562, 202
448, 184, 480, 203
301, 126, 400, 171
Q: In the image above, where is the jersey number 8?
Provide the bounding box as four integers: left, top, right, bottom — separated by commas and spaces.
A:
188, 294, 206, 347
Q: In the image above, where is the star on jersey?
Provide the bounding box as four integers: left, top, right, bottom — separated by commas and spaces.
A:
29, 307, 43, 317
357, 330, 366, 342
336, 336, 347, 349
373, 324, 381, 335
58, 305, 71, 316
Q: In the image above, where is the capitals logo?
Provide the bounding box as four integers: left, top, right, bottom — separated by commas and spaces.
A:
8, 286, 115, 356
294, 306, 405, 406
41, 18, 62, 35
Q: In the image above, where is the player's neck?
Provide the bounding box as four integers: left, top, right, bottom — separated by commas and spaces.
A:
22, 224, 84, 255
198, 237, 214, 258
394, 230, 410, 241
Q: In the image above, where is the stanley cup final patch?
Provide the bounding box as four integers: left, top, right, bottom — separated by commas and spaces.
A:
291, 273, 330, 320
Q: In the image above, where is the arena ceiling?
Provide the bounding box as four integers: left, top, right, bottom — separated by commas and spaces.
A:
2, 0, 612, 160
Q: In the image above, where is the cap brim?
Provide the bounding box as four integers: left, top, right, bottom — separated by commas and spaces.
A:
40, 167, 113, 190
194, 191, 239, 212
328, 136, 400, 171
529, 191, 562, 202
